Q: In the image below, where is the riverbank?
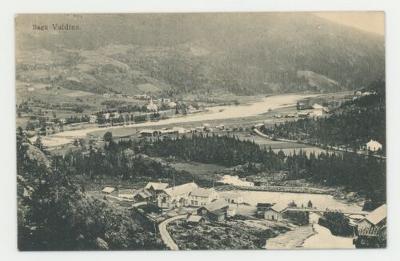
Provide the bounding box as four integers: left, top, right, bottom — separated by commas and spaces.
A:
42, 93, 317, 147
302, 223, 355, 249
217, 184, 334, 194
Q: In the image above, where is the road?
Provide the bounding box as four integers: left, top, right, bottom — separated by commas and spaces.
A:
158, 215, 187, 250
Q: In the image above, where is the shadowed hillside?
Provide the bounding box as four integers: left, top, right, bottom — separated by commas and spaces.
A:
16, 13, 385, 97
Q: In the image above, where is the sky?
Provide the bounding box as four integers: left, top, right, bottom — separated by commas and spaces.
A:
315, 12, 385, 35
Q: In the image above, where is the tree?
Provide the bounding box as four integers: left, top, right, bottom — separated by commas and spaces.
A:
103, 132, 113, 143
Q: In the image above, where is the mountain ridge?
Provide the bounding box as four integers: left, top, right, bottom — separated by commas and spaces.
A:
16, 13, 385, 97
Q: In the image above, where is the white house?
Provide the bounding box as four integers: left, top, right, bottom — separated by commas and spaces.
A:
264, 203, 288, 221
188, 188, 219, 207
366, 140, 383, 152
157, 182, 198, 209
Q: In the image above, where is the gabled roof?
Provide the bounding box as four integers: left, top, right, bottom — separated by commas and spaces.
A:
270, 202, 288, 213
190, 188, 215, 198
163, 182, 198, 197
145, 182, 169, 190
364, 204, 387, 225
202, 199, 229, 212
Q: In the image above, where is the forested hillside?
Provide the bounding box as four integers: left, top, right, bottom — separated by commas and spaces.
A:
16, 13, 384, 97
261, 80, 386, 153
17, 128, 164, 250
136, 135, 385, 205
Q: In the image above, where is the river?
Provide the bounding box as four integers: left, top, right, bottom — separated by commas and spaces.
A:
42, 93, 317, 147
221, 190, 363, 213
301, 213, 355, 249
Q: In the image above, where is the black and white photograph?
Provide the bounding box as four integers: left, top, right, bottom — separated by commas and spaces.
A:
14, 12, 386, 251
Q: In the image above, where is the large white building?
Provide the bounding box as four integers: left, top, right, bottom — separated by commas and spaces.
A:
157, 182, 198, 209
188, 188, 219, 207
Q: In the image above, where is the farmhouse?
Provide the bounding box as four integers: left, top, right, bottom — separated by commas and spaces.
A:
157, 182, 199, 209
188, 188, 219, 207
366, 139, 383, 152
264, 203, 288, 221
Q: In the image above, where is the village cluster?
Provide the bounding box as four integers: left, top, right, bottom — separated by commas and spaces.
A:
18, 94, 204, 136
100, 180, 386, 248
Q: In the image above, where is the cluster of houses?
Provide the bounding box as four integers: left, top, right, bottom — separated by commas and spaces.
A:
102, 181, 243, 223
101, 181, 387, 246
